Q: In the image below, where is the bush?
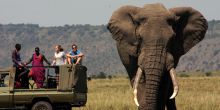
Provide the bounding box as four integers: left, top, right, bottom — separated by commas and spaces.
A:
205, 71, 212, 77
179, 73, 190, 77
96, 72, 107, 79
87, 76, 92, 81
108, 75, 112, 79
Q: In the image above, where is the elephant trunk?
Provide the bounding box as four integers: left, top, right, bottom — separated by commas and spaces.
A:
133, 67, 164, 110
133, 65, 179, 109
142, 69, 164, 110
133, 68, 165, 109
134, 39, 170, 109
139, 46, 167, 109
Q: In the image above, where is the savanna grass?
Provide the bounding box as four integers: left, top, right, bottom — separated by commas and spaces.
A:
74, 76, 220, 110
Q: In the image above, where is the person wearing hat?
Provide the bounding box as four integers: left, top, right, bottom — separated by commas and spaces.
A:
25, 47, 51, 88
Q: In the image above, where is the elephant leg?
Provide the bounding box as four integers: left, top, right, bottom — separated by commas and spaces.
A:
160, 71, 177, 110
166, 99, 177, 110
160, 73, 170, 110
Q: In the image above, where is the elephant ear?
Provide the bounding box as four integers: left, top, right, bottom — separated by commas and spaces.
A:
107, 6, 139, 41
107, 6, 140, 56
169, 7, 208, 67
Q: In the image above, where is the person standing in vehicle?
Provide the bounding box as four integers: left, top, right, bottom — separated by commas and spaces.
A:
51, 45, 66, 87
25, 47, 51, 88
51, 45, 66, 66
66, 44, 84, 65
12, 43, 29, 88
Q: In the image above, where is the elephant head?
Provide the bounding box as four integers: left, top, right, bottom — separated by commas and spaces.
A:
107, 3, 207, 110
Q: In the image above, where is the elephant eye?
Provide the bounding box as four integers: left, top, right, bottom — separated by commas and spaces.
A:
140, 17, 146, 22
137, 17, 147, 25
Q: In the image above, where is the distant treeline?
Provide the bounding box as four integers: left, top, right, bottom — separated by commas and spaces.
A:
0, 20, 219, 75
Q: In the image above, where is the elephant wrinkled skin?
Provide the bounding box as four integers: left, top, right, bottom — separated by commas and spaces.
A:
107, 3, 208, 110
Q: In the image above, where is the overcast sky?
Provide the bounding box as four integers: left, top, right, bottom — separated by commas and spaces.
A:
0, 0, 219, 26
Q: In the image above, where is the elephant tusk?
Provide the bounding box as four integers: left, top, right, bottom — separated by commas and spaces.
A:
133, 67, 143, 107
169, 68, 179, 99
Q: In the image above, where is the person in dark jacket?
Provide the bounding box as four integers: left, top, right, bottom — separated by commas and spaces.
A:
12, 44, 29, 88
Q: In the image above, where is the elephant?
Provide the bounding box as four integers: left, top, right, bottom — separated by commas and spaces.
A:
107, 3, 208, 110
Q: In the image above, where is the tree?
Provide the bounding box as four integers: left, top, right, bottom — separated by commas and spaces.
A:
96, 72, 106, 79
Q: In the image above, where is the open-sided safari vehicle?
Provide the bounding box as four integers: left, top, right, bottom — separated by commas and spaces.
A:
0, 64, 87, 110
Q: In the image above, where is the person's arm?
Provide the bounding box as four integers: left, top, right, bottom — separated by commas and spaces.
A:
66, 50, 72, 57
72, 51, 84, 58
66, 53, 77, 58
76, 52, 84, 57
75, 51, 84, 65
51, 58, 56, 66
51, 53, 56, 66
25, 55, 33, 65
66, 53, 71, 57
42, 55, 51, 65
66, 51, 83, 58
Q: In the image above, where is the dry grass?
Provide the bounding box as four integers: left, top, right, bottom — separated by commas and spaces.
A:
74, 76, 220, 110
177, 77, 220, 110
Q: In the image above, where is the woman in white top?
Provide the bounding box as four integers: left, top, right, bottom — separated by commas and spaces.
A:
51, 45, 66, 87
52, 45, 66, 66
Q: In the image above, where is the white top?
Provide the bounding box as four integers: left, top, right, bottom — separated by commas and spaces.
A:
54, 51, 66, 65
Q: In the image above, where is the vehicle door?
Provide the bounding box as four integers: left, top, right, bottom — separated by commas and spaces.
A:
0, 71, 12, 108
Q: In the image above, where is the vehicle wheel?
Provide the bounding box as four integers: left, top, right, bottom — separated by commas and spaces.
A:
31, 101, 53, 110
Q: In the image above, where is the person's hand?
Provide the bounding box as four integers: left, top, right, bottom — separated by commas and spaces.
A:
22, 62, 27, 66
51, 60, 55, 66
75, 61, 80, 65
18, 62, 23, 67
71, 55, 77, 58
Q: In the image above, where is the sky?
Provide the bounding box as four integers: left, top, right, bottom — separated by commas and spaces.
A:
0, 0, 219, 26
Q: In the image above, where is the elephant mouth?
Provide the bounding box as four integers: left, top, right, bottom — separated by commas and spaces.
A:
132, 67, 179, 106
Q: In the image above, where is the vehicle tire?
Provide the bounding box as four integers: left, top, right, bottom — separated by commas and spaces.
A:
31, 101, 53, 110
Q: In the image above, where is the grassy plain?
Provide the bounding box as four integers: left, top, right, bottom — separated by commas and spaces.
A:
74, 74, 220, 110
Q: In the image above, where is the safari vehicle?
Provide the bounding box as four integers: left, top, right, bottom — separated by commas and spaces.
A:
0, 64, 87, 110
